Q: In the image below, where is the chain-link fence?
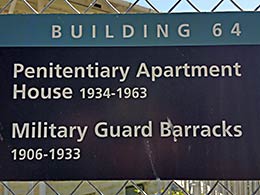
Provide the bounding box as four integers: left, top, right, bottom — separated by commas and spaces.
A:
0, 0, 260, 14
1, 180, 260, 195
0, 1, 260, 195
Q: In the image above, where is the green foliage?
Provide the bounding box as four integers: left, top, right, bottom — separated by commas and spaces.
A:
171, 191, 185, 195
158, 189, 185, 195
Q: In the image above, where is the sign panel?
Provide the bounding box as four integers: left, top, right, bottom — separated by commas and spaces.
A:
0, 13, 260, 180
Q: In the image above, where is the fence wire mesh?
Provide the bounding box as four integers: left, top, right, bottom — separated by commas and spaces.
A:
1, 180, 260, 195
0, 0, 260, 195
0, 0, 260, 14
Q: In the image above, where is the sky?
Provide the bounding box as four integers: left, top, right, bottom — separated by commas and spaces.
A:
127, 0, 260, 12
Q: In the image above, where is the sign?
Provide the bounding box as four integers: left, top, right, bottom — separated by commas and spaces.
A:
0, 13, 260, 180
